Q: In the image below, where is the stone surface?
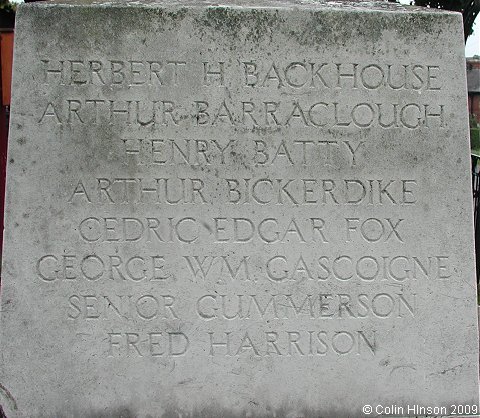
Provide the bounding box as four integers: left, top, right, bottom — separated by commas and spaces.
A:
0, 1, 478, 417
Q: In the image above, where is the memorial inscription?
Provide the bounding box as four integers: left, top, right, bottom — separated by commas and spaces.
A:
0, 1, 478, 417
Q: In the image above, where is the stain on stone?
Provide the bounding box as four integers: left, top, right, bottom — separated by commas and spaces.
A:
189, 5, 451, 49
53, 406, 136, 418
379, 357, 390, 367
161, 403, 347, 418
195, 7, 284, 44
84, 408, 136, 418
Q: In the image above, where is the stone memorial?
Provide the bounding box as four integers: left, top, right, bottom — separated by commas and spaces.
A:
0, 0, 479, 416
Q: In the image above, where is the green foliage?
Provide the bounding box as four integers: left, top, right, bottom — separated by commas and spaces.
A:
471, 128, 480, 154
471, 114, 480, 155
0, 0, 15, 13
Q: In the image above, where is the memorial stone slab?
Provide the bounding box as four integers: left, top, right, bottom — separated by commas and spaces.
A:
0, 0, 479, 417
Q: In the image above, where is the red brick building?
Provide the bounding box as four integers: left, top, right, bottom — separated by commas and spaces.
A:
468, 57, 480, 125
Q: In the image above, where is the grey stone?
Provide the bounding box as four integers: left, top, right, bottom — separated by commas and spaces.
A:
0, 0, 478, 417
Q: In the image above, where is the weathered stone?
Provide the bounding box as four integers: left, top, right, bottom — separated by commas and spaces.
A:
0, 0, 478, 417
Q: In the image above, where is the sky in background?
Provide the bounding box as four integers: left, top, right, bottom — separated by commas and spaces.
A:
8, 0, 480, 56
466, 19, 479, 57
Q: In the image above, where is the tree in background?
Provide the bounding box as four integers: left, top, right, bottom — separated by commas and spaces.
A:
0, 0, 14, 11
0, 0, 15, 29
